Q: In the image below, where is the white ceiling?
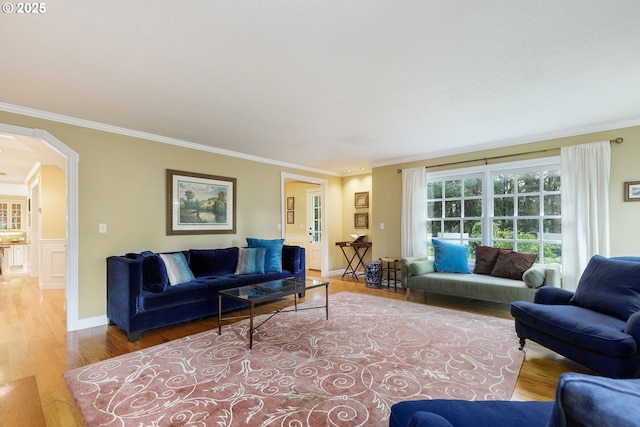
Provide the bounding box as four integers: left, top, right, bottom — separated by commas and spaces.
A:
1, 1, 639, 176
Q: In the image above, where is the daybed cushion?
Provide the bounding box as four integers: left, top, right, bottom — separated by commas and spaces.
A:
569, 255, 640, 321
247, 238, 284, 273
432, 239, 470, 274
159, 252, 195, 285
490, 250, 537, 280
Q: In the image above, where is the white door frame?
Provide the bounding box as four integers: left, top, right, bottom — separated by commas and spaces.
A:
281, 172, 328, 277
0, 122, 80, 331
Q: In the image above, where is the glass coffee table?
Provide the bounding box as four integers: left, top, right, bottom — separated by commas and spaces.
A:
217, 277, 329, 348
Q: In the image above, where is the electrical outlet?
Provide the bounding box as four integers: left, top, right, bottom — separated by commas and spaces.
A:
99, 223, 107, 233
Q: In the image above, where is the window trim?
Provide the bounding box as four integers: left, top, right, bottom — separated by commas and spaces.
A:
426, 156, 561, 262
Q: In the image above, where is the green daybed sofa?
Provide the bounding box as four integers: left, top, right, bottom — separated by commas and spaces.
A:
401, 254, 561, 304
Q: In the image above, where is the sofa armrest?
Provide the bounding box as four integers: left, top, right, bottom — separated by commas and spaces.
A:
624, 311, 640, 346
543, 263, 561, 287
534, 286, 574, 305
401, 256, 431, 287
107, 256, 144, 330
282, 245, 306, 279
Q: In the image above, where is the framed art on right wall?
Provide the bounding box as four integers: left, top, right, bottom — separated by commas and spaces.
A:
624, 181, 640, 201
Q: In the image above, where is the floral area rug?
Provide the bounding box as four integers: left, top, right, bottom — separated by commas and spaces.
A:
64, 292, 525, 426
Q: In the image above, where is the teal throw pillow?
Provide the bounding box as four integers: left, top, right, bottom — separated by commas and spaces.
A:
235, 247, 266, 274
432, 239, 470, 274
246, 238, 284, 273
159, 252, 195, 286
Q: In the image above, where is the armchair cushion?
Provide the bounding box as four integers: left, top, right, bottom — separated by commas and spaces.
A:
390, 400, 553, 427
547, 373, 640, 427
511, 302, 634, 357
569, 255, 640, 321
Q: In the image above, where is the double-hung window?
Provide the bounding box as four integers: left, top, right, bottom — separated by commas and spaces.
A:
426, 158, 562, 264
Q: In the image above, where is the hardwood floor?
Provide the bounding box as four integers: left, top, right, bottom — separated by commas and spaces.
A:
0, 271, 591, 427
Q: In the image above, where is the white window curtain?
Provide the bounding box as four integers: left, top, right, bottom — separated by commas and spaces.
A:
561, 141, 611, 290
401, 167, 427, 258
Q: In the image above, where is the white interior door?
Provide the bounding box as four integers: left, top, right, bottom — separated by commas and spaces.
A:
306, 189, 322, 270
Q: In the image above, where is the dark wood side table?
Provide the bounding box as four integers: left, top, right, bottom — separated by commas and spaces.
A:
335, 240, 372, 281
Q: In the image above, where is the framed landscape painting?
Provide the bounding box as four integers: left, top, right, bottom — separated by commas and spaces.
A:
166, 169, 236, 235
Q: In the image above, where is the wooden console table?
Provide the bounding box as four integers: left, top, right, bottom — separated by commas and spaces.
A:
335, 240, 372, 281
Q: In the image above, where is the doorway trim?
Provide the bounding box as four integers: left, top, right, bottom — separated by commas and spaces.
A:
0, 123, 80, 331
281, 172, 329, 277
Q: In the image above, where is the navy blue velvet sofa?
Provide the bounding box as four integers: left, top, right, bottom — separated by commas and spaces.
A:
512, 255, 640, 378
389, 372, 640, 427
107, 245, 305, 341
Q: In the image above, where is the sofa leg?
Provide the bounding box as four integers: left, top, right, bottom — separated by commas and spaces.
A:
128, 332, 141, 342
518, 336, 526, 350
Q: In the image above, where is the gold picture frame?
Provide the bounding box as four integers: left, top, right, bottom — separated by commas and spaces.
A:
286, 196, 295, 210
354, 191, 369, 208
166, 169, 236, 235
286, 210, 295, 224
354, 212, 368, 229
624, 181, 640, 202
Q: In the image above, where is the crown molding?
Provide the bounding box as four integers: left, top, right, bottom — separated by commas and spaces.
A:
0, 102, 342, 177
373, 118, 640, 169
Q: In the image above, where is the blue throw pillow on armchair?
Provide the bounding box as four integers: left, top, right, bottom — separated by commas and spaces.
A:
570, 255, 640, 321
432, 239, 471, 274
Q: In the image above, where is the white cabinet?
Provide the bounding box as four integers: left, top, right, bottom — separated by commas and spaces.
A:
0, 200, 26, 230
11, 244, 26, 266
2, 244, 29, 274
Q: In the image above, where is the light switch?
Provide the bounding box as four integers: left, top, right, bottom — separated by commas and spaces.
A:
99, 223, 107, 233
380, 222, 385, 230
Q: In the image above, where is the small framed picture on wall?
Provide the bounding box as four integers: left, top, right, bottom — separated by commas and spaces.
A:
287, 197, 295, 210
354, 192, 369, 208
354, 212, 368, 229
624, 181, 640, 202
287, 210, 295, 224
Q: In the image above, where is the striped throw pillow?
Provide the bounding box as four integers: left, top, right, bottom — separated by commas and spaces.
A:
235, 247, 266, 274
159, 252, 195, 286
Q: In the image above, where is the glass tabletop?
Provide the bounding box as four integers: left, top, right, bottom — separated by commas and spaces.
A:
218, 277, 328, 303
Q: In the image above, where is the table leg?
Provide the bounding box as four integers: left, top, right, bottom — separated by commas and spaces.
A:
249, 303, 254, 349
325, 283, 329, 320
218, 295, 222, 335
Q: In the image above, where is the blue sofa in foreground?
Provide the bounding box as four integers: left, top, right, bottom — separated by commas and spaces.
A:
389, 373, 640, 427
107, 243, 305, 341
512, 255, 640, 378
